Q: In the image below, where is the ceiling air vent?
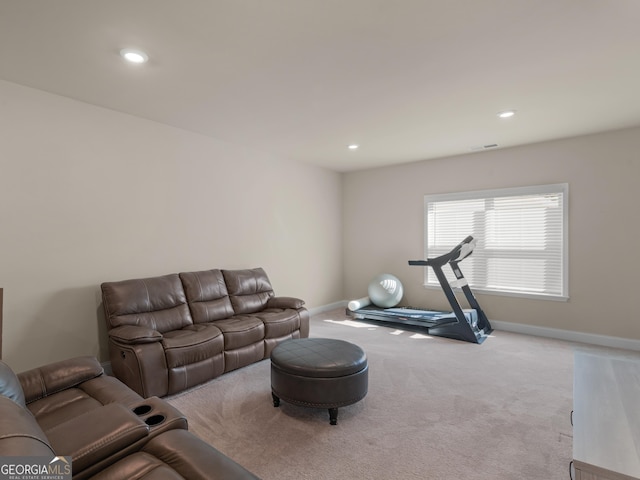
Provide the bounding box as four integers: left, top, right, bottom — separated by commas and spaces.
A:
470, 144, 499, 152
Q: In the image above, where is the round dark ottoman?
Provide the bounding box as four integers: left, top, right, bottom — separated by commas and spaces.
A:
270, 338, 368, 425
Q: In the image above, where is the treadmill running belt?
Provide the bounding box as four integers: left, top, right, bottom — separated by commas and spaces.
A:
351, 307, 477, 328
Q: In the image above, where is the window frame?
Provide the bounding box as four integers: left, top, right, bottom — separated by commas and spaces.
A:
423, 183, 569, 301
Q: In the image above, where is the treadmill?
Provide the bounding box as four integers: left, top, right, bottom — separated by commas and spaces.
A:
346, 236, 493, 344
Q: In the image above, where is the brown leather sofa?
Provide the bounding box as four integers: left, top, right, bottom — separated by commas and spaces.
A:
0, 356, 260, 479
102, 267, 309, 398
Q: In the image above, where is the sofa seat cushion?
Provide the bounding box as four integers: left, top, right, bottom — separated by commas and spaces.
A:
88, 452, 183, 480
249, 309, 301, 339
45, 402, 150, 475
162, 324, 224, 369
27, 389, 101, 432
77, 375, 145, 407
212, 316, 265, 350
27, 375, 144, 432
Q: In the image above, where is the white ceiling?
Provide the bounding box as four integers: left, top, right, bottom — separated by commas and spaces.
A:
1, 1, 640, 172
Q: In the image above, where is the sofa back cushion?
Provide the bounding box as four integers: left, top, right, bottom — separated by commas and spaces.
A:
180, 269, 235, 323
0, 360, 26, 408
101, 274, 193, 333
222, 268, 274, 314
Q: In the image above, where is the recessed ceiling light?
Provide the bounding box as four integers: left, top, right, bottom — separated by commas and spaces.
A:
497, 110, 516, 118
120, 49, 149, 64
348, 144, 359, 150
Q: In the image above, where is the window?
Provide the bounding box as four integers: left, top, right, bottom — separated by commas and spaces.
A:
424, 184, 568, 300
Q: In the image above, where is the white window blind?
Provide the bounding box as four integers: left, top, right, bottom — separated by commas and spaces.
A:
424, 184, 568, 300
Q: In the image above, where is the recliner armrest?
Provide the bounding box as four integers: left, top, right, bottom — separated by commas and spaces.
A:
109, 325, 163, 345
267, 296, 306, 309
0, 396, 55, 457
18, 356, 104, 404
46, 402, 149, 474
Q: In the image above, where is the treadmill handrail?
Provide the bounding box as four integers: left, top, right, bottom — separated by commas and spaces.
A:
408, 235, 475, 267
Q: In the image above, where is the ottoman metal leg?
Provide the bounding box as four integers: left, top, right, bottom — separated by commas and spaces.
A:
272, 392, 280, 408
328, 408, 338, 425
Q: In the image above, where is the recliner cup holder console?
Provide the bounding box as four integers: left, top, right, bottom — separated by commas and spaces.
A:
133, 405, 152, 416
132, 404, 165, 426
130, 397, 187, 434
145, 414, 166, 426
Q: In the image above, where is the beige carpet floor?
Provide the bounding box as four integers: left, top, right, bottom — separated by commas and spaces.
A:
167, 308, 576, 479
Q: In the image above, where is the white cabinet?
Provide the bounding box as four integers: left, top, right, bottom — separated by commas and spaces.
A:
573, 350, 640, 480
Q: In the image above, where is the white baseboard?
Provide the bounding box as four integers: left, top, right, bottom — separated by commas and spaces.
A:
490, 319, 640, 351
308, 301, 348, 316
102, 306, 640, 377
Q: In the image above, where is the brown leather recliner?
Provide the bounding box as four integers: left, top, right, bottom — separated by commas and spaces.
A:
0, 357, 260, 479
102, 267, 309, 398
89, 429, 261, 480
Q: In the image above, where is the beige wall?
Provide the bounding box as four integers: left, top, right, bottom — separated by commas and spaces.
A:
2, 77, 639, 371
0, 79, 343, 371
343, 127, 640, 340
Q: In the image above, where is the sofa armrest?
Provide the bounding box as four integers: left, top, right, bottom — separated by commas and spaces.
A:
109, 325, 163, 345
46, 402, 149, 474
267, 296, 306, 309
18, 356, 104, 404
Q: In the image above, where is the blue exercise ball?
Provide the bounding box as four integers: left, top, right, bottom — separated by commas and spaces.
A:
368, 273, 403, 308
